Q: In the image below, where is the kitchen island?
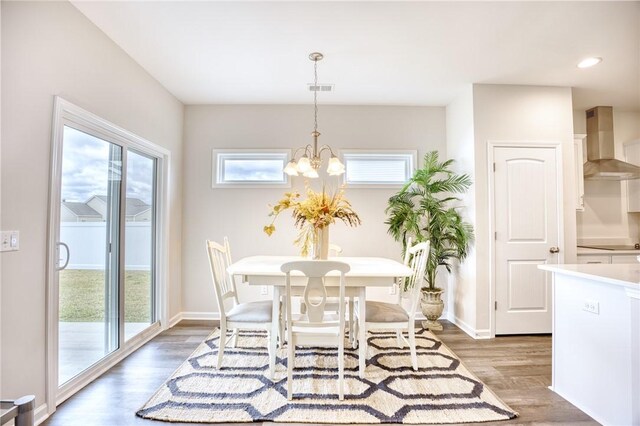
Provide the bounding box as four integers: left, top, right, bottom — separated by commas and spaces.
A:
539, 263, 640, 426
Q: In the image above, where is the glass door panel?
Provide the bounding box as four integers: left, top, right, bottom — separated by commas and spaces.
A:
58, 125, 121, 385
124, 150, 157, 340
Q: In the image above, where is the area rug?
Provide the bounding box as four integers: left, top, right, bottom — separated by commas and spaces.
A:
137, 328, 517, 424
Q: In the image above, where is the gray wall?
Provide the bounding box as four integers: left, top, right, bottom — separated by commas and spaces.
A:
1, 1, 184, 408
182, 105, 447, 315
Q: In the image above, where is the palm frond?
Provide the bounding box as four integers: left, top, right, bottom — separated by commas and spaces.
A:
385, 150, 474, 290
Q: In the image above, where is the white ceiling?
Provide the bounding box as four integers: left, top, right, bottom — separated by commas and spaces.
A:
72, 1, 640, 110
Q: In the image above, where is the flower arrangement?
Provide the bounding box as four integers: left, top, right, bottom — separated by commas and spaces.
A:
264, 186, 361, 257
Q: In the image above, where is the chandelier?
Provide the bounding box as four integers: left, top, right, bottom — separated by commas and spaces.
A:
284, 52, 345, 178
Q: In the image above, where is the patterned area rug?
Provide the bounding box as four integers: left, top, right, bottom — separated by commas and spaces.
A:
137, 328, 517, 424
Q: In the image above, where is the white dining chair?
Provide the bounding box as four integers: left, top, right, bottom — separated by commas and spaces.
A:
302, 243, 354, 344
282, 260, 350, 401
355, 239, 430, 371
329, 243, 343, 256
206, 238, 277, 370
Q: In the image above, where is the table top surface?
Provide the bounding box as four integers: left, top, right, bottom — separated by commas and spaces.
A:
228, 255, 413, 277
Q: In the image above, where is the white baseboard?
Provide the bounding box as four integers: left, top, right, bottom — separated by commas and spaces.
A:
168, 312, 183, 328
474, 328, 492, 339
446, 313, 491, 339
35, 403, 49, 425
180, 311, 221, 321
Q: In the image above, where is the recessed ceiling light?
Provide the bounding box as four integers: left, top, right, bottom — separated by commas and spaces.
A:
577, 57, 602, 68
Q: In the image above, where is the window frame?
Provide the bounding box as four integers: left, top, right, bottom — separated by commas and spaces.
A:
211, 149, 292, 188
340, 149, 418, 188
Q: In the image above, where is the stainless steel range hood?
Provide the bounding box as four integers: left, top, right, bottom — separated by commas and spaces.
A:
584, 106, 640, 181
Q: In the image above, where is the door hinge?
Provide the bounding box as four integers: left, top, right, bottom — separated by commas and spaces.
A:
495, 301, 498, 310
493, 163, 496, 172
494, 231, 497, 240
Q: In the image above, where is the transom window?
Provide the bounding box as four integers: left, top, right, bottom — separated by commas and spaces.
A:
342, 150, 417, 187
212, 149, 291, 188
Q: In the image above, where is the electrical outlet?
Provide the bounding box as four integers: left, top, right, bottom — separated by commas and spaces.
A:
0, 231, 19, 252
260, 286, 268, 296
583, 300, 599, 314
389, 284, 397, 295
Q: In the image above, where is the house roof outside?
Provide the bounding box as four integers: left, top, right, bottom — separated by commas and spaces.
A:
62, 201, 102, 218
93, 195, 152, 216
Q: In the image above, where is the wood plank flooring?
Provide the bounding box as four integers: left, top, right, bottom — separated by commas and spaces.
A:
42, 320, 597, 426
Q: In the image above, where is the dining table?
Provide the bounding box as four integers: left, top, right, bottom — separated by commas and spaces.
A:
227, 255, 413, 379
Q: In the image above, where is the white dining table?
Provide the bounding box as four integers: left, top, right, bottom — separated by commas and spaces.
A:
227, 255, 413, 378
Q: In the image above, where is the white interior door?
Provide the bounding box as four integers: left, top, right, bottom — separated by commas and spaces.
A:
493, 146, 561, 334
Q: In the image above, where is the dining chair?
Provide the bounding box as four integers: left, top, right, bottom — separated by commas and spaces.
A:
355, 239, 430, 371
206, 238, 276, 369
329, 243, 343, 256
302, 243, 355, 346
282, 260, 351, 400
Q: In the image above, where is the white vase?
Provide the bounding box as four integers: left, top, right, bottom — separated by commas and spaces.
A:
311, 226, 330, 260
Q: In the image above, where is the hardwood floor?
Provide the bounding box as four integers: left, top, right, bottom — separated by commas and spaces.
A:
43, 320, 597, 426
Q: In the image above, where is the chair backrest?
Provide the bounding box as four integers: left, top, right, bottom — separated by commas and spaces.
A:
281, 260, 350, 326
400, 240, 430, 317
329, 243, 343, 256
206, 238, 238, 315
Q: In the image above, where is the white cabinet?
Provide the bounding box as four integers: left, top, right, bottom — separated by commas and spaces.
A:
574, 134, 586, 211
577, 255, 611, 264
611, 255, 639, 264
625, 140, 640, 212
577, 253, 638, 264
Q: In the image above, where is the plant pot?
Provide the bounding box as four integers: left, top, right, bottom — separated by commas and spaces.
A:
420, 288, 444, 331
311, 226, 329, 260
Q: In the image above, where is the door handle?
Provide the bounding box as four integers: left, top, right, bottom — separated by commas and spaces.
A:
57, 242, 70, 271
549, 246, 560, 254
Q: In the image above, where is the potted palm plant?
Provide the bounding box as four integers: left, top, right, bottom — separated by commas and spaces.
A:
385, 151, 474, 331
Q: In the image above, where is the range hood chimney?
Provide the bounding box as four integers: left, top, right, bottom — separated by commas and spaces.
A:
583, 106, 640, 181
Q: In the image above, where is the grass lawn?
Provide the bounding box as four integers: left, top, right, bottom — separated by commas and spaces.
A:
60, 269, 151, 323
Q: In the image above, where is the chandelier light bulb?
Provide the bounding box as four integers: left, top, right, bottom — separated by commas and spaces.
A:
303, 169, 319, 179
283, 160, 299, 176
297, 156, 312, 173
327, 156, 345, 176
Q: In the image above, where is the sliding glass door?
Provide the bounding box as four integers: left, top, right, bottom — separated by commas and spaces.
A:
49, 99, 167, 405
58, 126, 122, 385
124, 150, 157, 341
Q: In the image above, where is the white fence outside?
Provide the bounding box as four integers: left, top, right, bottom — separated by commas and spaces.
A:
60, 222, 152, 270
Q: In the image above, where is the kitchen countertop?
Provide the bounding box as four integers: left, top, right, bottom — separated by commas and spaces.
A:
539, 263, 640, 290
577, 247, 640, 255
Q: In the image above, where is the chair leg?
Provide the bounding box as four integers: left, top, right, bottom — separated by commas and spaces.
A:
287, 336, 295, 400
348, 298, 354, 346
408, 323, 418, 371
269, 287, 280, 379
279, 301, 286, 348
338, 337, 345, 401
217, 325, 227, 369
231, 328, 238, 348
396, 330, 404, 348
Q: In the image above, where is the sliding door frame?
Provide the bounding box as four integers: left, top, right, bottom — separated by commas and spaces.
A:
45, 97, 171, 415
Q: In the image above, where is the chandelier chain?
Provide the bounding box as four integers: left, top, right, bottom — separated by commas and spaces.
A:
314, 58, 318, 134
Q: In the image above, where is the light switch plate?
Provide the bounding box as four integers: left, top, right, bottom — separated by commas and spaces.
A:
1, 231, 19, 252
